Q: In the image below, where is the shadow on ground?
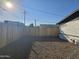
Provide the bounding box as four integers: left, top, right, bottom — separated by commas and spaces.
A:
0, 36, 67, 59
34, 36, 68, 42
0, 36, 35, 59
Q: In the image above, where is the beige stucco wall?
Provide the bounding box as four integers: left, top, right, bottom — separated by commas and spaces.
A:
60, 17, 79, 43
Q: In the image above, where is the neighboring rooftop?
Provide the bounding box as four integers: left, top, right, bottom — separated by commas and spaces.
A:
40, 24, 58, 28
57, 9, 79, 25
4, 20, 25, 26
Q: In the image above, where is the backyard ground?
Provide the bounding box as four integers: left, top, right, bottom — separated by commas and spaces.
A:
0, 37, 79, 59
29, 37, 79, 59
0, 36, 33, 59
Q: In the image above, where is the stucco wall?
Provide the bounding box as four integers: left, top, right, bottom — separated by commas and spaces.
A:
59, 17, 79, 43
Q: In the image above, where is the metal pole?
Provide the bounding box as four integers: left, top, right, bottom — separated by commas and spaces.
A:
35, 19, 36, 40
24, 10, 26, 25
35, 19, 36, 27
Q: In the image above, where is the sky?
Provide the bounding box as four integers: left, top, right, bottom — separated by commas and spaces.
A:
0, 0, 79, 25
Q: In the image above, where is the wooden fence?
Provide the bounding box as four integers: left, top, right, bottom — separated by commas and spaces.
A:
0, 21, 59, 48
0, 21, 25, 48
25, 26, 59, 37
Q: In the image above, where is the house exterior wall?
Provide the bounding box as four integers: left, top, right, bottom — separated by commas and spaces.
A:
59, 17, 79, 43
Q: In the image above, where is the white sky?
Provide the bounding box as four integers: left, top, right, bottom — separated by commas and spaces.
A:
0, 0, 24, 23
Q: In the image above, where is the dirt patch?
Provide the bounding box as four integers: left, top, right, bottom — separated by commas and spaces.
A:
29, 38, 79, 59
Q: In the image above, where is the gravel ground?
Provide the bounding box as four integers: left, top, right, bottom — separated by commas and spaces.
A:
29, 38, 79, 59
